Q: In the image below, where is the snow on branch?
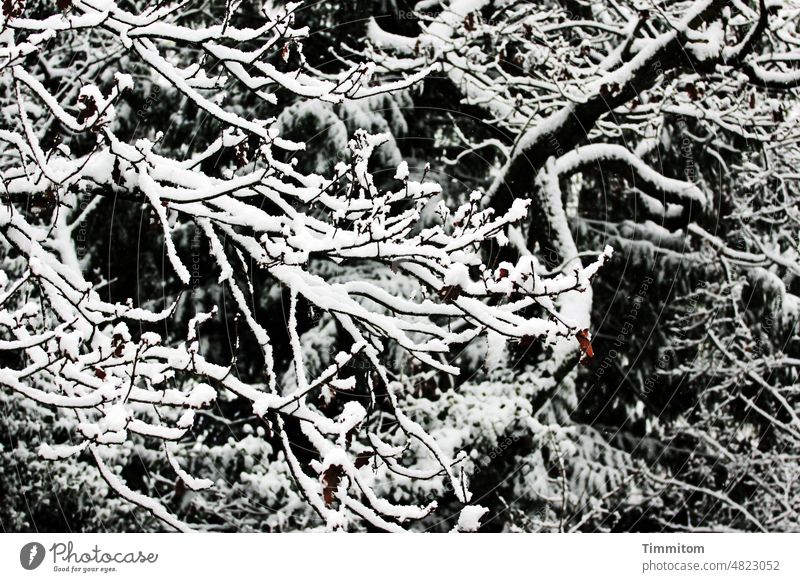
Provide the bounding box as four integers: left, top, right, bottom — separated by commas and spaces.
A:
0, 0, 611, 530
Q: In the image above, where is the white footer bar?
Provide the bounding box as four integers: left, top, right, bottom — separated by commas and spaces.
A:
1, 533, 797, 581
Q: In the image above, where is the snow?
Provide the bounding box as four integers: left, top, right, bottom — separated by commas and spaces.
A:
455, 505, 488, 532
686, 21, 724, 61
443, 263, 471, 287
5, 0, 793, 535
99, 404, 130, 433
176, 410, 196, 429
38, 442, 88, 460
58, 331, 82, 360
186, 383, 217, 408
114, 72, 134, 92
112, 322, 131, 342
140, 331, 161, 345
394, 160, 409, 181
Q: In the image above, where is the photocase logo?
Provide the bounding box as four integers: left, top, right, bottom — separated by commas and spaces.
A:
20, 542, 46, 570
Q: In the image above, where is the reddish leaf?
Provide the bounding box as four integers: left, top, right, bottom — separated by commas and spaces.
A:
600, 83, 619, 98
280, 43, 290, 63
93, 367, 107, 380
414, 377, 438, 398
464, 12, 475, 32
2, 0, 23, 18
322, 465, 344, 506
439, 284, 461, 303
56, 0, 70, 10
497, 268, 509, 280
522, 23, 532, 40
345, 425, 360, 447
77, 95, 97, 124
354, 452, 374, 469
235, 141, 248, 167
576, 329, 594, 362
